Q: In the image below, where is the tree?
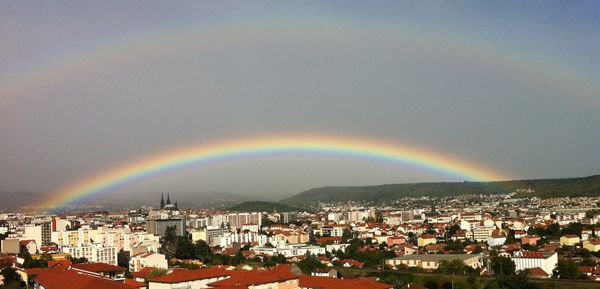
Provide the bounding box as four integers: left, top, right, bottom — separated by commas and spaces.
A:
175, 237, 197, 259
194, 240, 211, 260
145, 268, 168, 281
437, 259, 467, 275
341, 228, 354, 243
274, 254, 287, 264
447, 224, 461, 238
491, 256, 515, 276
162, 225, 178, 257
296, 255, 325, 274
118, 249, 130, 268
1, 267, 22, 287
555, 261, 585, 279
69, 256, 88, 264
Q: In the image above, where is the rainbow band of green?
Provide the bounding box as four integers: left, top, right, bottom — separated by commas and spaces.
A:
36, 135, 509, 210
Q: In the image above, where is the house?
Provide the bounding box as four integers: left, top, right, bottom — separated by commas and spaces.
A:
20, 240, 38, 255
521, 235, 541, 246
386, 254, 483, 270
560, 234, 580, 246
130, 252, 168, 272
583, 239, 600, 252
417, 234, 436, 247
486, 235, 506, 247
341, 259, 364, 268
311, 268, 338, 278
386, 236, 406, 247
70, 263, 127, 280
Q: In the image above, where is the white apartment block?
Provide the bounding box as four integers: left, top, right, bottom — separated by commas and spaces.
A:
63, 243, 118, 265
472, 226, 496, 242
251, 244, 326, 257
51, 229, 91, 246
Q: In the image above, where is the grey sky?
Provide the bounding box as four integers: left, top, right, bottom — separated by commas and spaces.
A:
1, 1, 599, 200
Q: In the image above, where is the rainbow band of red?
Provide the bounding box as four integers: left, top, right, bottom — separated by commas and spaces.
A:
37, 135, 509, 210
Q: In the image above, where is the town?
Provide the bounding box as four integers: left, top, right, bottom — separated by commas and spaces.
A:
1, 192, 600, 289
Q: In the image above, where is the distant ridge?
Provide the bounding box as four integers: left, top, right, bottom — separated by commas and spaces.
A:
280, 174, 600, 205
228, 201, 302, 213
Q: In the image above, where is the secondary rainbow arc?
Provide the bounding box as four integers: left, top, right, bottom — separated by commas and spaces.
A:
37, 135, 510, 210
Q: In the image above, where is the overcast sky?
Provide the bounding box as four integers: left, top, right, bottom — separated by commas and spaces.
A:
1, 1, 599, 200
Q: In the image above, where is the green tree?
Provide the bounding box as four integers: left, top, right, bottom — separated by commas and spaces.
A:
175, 237, 197, 259
437, 259, 468, 274
194, 240, 211, 260
296, 254, 325, 274
145, 268, 168, 281
555, 260, 585, 279
1, 267, 22, 287
117, 249, 130, 268
491, 256, 516, 276
162, 225, 178, 257
341, 228, 354, 243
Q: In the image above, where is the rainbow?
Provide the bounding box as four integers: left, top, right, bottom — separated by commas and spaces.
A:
37, 135, 510, 210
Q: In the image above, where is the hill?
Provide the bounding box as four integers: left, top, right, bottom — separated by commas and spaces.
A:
280, 175, 600, 205
228, 201, 303, 213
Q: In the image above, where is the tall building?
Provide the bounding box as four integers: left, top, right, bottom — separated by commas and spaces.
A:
147, 218, 186, 238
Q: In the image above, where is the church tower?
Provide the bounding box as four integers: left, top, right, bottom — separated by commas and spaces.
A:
167, 192, 171, 205
160, 192, 165, 209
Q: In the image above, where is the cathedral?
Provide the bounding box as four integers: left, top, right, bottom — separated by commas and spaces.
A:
159, 192, 178, 210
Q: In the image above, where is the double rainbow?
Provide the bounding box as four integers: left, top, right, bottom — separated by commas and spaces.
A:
37, 135, 509, 210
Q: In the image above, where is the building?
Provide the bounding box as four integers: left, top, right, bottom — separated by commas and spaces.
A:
472, 226, 495, 242
251, 244, 326, 258
560, 234, 580, 246
486, 235, 507, 247
321, 225, 345, 238
280, 212, 299, 224
129, 252, 168, 272
0, 239, 20, 254
190, 229, 208, 243
522, 235, 541, 246
386, 254, 483, 270
510, 251, 558, 276
20, 240, 38, 255
417, 234, 436, 247
146, 218, 186, 238
63, 243, 118, 265
583, 239, 600, 252
227, 213, 262, 229
51, 229, 91, 246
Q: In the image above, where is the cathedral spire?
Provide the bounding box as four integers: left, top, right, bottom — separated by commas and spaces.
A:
166, 192, 171, 205
160, 192, 165, 209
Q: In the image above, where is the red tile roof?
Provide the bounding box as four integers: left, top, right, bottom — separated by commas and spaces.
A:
48, 260, 72, 267
71, 263, 127, 273
208, 270, 297, 287
149, 267, 229, 283
123, 278, 147, 288
131, 266, 156, 279
36, 269, 133, 289
528, 267, 550, 277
